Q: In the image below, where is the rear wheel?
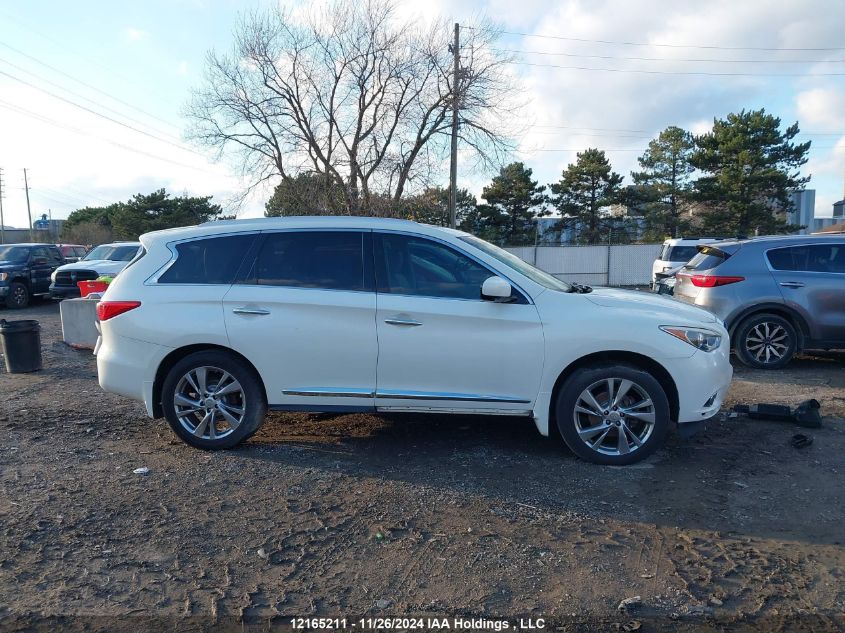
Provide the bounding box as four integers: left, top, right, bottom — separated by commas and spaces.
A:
555, 364, 670, 465
6, 282, 29, 309
161, 351, 266, 450
734, 313, 796, 369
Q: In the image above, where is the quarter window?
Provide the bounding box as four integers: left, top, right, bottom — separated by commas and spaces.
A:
254, 231, 364, 291
159, 234, 256, 285
375, 233, 492, 300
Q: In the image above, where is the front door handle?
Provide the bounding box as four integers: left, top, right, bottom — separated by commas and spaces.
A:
779, 281, 805, 289
384, 318, 422, 327
232, 307, 271, 316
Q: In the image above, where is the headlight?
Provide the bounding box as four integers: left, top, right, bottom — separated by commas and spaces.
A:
0, 272, 7, 282
51, 270, 58, 282
660, 326, 722, 352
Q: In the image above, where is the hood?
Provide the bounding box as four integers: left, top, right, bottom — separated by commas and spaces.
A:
0, 260, 23, 270
585, 286, 718, 325
56, 260, 130, 274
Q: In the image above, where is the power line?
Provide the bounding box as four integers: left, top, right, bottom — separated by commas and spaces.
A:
493, 47, 845, 64
0, 69, 204, 155
0, 98, 219, 174
495, 29, 845, 52
0, 56, 185, 144
504, 60, 845, 77
0, 41, 181, 133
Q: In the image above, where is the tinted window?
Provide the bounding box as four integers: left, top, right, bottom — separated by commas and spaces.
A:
684, 246, 729, 271
159, 234, 255, 285
377, 234, 492, 300
254, 231, 364, 291
0, 246, 28, 263
668, 245, 699, 262
768, 244, 845, 273
83, 245, 140, 262
31, 247, 50, 261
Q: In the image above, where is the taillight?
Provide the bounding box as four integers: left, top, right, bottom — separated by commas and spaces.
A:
680, 274, 745, 288
97, 301, 141, 321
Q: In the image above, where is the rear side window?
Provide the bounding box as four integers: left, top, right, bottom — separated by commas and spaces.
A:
253, 231, 364, 291
683, 246, 729, 271
768, 244, 845, 273
667, 245, 699, 262
159, 235, 255, 285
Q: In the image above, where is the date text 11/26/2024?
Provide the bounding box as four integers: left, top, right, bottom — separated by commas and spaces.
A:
291, 617, 546, 630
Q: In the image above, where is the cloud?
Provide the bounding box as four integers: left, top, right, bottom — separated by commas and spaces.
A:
124, 27, 149, 43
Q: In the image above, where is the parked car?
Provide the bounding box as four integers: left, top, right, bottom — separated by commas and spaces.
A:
56, 244, 89, 263
0, 243, 65, 308
50, 241, 142, 300
673, 235, 845, 369
652, 237, 721, 286
96, 217, 732, 465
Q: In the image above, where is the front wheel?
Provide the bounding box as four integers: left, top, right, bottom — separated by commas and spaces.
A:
161, 351, 266, 450
6, 282, 30, 309
555, 364, 670, 465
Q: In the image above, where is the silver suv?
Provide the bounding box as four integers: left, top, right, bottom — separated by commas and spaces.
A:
673, 235, 845, 369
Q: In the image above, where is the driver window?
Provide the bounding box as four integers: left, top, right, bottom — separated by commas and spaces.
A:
375, 233, 492, 300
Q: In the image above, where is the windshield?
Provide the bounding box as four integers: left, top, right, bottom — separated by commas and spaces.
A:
0, 246, 29, 263
459, 235, 571, 292
83, 244, 139, 262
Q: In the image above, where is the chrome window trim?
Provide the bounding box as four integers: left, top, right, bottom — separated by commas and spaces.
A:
763, 242, 845, 275
373, 229, 534, 305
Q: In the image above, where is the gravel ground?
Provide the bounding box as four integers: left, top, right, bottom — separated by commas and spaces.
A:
0, 302, 844, 632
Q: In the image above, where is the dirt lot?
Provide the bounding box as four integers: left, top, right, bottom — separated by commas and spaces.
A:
0, 302, 844, 632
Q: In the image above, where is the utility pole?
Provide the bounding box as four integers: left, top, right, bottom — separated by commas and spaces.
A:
448, 22, 460, 229
23, 168, 33, 242
0, 168, 5, 245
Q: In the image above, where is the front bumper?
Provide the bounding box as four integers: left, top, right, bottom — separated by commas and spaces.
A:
49, 283, 81, 299
665, 335, 733, 425
0, 284, 8, 298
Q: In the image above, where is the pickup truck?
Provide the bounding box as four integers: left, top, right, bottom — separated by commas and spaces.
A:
0, 243, 65, 308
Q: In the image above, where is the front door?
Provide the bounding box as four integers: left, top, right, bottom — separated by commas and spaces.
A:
372, 232, 544, 413
223, 230, 378, 410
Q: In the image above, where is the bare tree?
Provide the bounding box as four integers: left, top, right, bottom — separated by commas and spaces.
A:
186, 0, 519, 215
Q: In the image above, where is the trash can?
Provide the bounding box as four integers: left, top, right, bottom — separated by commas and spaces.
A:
0, 319, 42, 373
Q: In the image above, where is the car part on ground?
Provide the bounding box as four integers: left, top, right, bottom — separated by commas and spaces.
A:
673, 235, 845, 369
733, 399, 822, 429
96, 217, 731, 464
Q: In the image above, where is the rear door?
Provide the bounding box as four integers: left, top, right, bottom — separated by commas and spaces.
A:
372, 232, 544, 413
223, 230, 377, 410
767, 243, 845, 343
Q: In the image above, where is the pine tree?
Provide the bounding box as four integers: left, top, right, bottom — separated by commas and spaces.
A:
480, 162, 548, 245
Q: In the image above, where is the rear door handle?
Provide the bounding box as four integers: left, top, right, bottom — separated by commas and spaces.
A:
233, 307, 271, 316
779, 282, 805, 288
384, 318, 422, 327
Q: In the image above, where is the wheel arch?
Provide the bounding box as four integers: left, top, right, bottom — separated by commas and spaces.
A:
152, 344, 267, 419
727, 304, 809, 350
549, 351, 680, 425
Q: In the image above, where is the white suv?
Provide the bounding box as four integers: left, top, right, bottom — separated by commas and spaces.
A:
652, 237, 720, 286
96, 217, 732, 465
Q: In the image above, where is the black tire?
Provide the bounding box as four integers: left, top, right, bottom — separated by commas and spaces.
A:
734, 313, 796, 370
555, 364, 670, 465
161, 350, 266, 450
6, 282, 30, 309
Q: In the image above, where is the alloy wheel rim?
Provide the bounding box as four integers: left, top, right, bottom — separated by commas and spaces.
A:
573, 378, 656, 456
745, 322, 789, 364
12, 286, 26, 306
174, 366, 246, 441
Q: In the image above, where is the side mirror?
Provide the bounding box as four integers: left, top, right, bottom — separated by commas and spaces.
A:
481, 276, 513, 302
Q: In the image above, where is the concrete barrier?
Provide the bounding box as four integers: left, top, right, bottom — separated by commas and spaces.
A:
60, 298, 99, 350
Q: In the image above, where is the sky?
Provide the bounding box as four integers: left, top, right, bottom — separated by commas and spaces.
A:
1, 0, 844, 229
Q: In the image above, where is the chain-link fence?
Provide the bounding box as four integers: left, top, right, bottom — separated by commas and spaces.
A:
505, 243, 663, 287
